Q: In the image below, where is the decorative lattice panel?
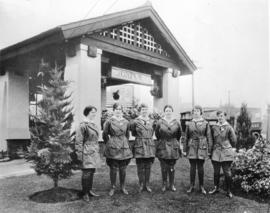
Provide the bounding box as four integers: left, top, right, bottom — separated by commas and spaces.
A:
97, 22, 169, 57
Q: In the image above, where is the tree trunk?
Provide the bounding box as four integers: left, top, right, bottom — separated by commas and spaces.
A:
53, 177, 58, 188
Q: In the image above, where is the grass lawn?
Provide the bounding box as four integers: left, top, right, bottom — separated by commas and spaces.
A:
0, 158, 269, 213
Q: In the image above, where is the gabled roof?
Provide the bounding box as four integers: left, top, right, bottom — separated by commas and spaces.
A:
0, 4, 196, 72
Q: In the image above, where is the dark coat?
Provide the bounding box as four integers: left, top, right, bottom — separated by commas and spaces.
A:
184, 119, 213, 160
130, 117, 155, 158
155, 118, 182, 160
102, 117, 133, 160
211, 122, 237, 162
75, 121, 101, 169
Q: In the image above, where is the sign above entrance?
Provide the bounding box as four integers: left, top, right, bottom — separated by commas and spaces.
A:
110, 67, 152, 86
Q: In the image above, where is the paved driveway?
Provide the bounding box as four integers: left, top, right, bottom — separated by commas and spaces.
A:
0, 159, 34, 179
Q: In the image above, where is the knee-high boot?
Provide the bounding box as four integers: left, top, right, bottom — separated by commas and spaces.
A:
209, 173, 220, 194
187, 161, 196, 193
109, 166, 117, 196
119, 166, 128, 195
137, 163, 145, 192
88, 169, 99, 197
225, 171, 233, 198
169, 166, 176, 192
82, 170, 91, 201
198, 163, 206, 195
144, 163, 152, 193
210, 161, 221, 195
161, 162, 168, 192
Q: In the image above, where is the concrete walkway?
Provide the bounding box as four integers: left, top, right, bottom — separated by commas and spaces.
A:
0, 159, 34, 179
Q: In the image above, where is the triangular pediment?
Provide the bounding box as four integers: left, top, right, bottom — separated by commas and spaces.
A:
60, 5, 196, 73
90, 20, 171, 59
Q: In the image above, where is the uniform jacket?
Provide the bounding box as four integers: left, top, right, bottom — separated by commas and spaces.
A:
155, 118, 182, 160
102, 117, 133, 160
211, 121, 237, 162
75, 120, 101, 169
130, 117, 155, 158
184, 119, 213, 160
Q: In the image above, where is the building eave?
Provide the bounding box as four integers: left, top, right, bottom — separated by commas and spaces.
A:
0, 5, 197, 73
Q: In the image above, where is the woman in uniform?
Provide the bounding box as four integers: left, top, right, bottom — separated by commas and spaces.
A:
183, 105, 212, 194
130, 103, 155, 193
102, 103, 133, 196
155, 105, 182, 192
75, 105, 101, 202
209, 110, 237, 198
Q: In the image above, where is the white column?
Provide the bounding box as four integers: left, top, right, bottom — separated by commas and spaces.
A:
0, 74, 8, 151
153, 68, 181, 118
65, 44, 102, 129
6, 71, 30, 140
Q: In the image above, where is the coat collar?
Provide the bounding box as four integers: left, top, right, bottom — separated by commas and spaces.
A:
191, 118, 205, 123
83, 117, 95, 124
136, 116, 151, 130
110, 117, 127, 132
161, 118, 177, 126
138, 116, 150, 122
215, 121, 229, 127
82, 118, 99, 135
111, 116, 125, 122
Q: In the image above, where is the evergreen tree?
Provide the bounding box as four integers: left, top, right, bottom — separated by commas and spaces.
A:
236, 103, 252, 149
236, 103, 252, 139
27, 64, 74, 188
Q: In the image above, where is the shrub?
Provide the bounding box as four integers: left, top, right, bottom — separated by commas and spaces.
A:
236, 136, 256, 151
232, 137, 270, 198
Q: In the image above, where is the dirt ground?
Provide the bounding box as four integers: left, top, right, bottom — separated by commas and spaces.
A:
0, 158, 269, 213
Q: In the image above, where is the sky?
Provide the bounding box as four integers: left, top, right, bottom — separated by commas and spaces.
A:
0, 0, 269, 112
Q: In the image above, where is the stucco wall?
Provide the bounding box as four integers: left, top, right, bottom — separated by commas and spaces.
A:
7, 71, 30, 140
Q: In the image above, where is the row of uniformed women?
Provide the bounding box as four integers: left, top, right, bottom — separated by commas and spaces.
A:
75, 103, 236, 202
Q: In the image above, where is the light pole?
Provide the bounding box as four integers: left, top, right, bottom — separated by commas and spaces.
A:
228, 90, 231, 117
267, 104, 270, 141
192, 70, 195, 108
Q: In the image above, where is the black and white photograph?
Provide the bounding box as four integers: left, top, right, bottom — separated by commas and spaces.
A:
0, 0, 269, 212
